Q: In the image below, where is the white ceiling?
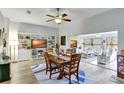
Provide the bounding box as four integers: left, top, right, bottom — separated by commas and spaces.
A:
0, 8, 113, 28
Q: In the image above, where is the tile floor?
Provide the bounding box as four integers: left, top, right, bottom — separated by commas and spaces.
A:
1, 57, 122, 84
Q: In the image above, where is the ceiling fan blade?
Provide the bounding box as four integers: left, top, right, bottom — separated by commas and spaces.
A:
46, 19, 54, 22
62, 13, 68, 17
46, 14, 55, 18
63, 19, 71, 22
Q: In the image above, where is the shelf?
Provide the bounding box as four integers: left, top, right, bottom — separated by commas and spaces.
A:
18, 33, 56, 60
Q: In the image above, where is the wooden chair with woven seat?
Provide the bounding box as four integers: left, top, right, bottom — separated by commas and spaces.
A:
66, 48, 73, 57
44, 52, 59, 79
63, 53, 81, 84
46, 48, 53, 53
57, 49, 64, 56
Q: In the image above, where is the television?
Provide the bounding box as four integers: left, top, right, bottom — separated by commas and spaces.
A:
31, 39, 47, 48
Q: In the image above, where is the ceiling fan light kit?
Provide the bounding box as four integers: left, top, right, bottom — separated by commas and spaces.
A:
46, 8, 71, 24
54, 18, 62, 24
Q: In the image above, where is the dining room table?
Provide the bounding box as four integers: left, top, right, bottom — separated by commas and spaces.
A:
48, 53, 71, 80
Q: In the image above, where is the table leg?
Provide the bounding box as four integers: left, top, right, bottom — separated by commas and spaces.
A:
57, 64, 64, 80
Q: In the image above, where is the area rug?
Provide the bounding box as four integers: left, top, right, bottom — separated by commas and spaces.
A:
31, 64, 98, 84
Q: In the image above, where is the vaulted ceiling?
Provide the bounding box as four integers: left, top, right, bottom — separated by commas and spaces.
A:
0, 8, 113, 28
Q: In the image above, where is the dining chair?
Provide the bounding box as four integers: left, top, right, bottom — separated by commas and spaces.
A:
46, 48, 53, 53
63, 53, 81, 84
66, 48, 72, 57
57, 49, 64, 56
44, 52, 59, 79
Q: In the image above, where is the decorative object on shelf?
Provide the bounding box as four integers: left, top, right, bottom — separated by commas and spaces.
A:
18, 33, 31, 49
55, 43, 59, 53
3, 38, 6, 47
26, 35, 30, 39
31, 49, 44, 59
61, 36, 66, 46
18, 33, 56, 60
47, 36, 55, 48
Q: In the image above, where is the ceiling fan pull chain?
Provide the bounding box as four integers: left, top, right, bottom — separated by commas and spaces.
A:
46, 8, 71, 23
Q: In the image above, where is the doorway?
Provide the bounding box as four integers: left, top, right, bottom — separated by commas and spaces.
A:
77, 31, 118, 71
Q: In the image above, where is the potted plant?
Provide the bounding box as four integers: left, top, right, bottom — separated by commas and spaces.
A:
55, 43, 59, 53
2, 52, 10, 61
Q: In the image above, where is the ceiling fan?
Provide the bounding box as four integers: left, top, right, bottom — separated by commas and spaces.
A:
46, 8, 71, 24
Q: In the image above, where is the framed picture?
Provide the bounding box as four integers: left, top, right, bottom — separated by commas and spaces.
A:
61, 36, 66, 45
70, 40, 77, 48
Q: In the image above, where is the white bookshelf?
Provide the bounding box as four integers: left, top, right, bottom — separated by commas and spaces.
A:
18, 32, 56, 61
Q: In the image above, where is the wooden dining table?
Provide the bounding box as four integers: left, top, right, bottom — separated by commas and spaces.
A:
48, 53, 71, 79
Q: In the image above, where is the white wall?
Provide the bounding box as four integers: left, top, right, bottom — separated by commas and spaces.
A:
0, 11, 4, 58
19, 23, 59, 36
59, 9, 124, 52
83, 9, 124, 52
9, 22, 19, 61
19, 23, 59, 44
0, 11, 4, 45
0, 12, 4, 29
59, 19, 84, 51
4, 8, 124, 59
3, 17, 10, 56
9, 22, 19, 41
9, 21, 59, 61
4, 17, 9, 33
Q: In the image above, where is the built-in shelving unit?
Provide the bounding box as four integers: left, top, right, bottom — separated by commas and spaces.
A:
47, 36, 55, 48
18, 32, 56, 61
18, 33, 31, 49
